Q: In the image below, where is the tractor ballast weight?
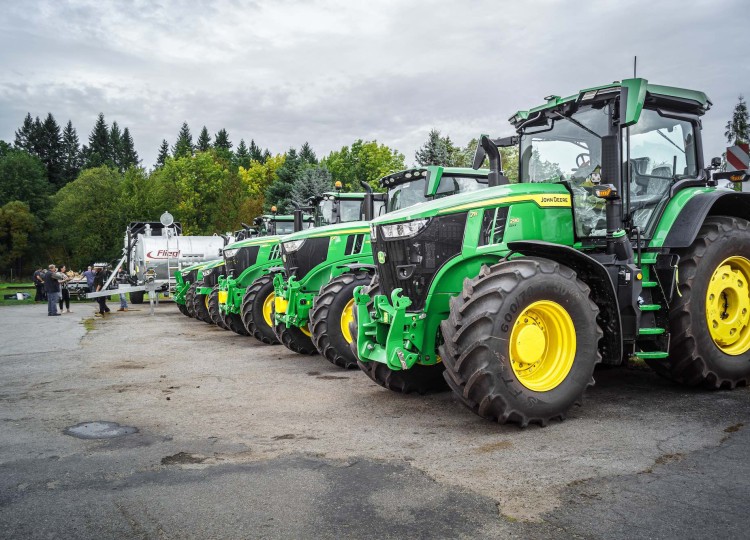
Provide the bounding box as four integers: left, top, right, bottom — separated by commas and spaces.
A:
354, 78, 750, 427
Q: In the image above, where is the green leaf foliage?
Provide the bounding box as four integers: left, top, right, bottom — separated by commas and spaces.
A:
0, 148, 51, 214
0, 200, 37, 275
322, 139, 405, 192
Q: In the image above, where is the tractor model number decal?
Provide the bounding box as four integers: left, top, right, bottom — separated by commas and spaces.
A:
509, 218, 520, 227
377, 251, 386, 264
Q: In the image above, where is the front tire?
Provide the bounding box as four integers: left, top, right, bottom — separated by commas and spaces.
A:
177, 303, 189, 316
241, 275, 280, 345
208, 286, 230, 330
648, 216, 750, 388
273, 306, 317, 355
130, 291, 145, 304
310, 271, 371, 368
225, 313, 250, 336
192, 281, 211, 323
439, 258, 602, 427
185, 283, 198, 318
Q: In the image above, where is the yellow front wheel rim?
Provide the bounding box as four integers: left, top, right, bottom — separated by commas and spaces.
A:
340, 298, 355, 344
204, 295, 209, 309
509, 300, 577, 392
300, 324, 312, 337
262, 292, 275, 328
706, 256, 750, 356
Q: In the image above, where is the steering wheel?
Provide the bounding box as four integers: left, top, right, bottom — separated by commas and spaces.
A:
576, 153, 590, 167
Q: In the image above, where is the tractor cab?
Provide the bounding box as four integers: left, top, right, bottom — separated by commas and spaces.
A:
305, 187, 378, 227
253, 213, 313, 236
380, 167, 488, 214
506, 79, 710, 243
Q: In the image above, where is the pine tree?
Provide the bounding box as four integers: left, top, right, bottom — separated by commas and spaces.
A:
414, 129, 457, 166
84, 113, 110, 169
38, 113, 64, 187
725, 95, 750, 145
213, 129, 232, 151
14, 113, 38, 152
110, 121, 124, 171
262, 149, 271, 162
265, 147, 302, 211
156, 139, 170, 168
299, 141, 318, 165
61, 120, 82, 185
121, 127, 139, 169
235, 139, 251, 169
172, 122, 194, 158
31, 116, 43, 156
290, 166, 332, 206
196, 126, 211, 151
249, 139, 263, 163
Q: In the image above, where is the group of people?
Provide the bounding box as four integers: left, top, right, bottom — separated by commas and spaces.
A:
33, 264, 129, 317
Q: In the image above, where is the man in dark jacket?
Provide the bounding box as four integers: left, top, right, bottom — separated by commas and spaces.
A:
44, 264, 63, 316
33, 268, 46, 302
93, 266, 111, 316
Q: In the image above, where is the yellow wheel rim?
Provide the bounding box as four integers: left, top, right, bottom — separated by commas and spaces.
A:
705, 256, 750, 356
262, 292, 275, 328
300, 324, 312, 337
204, 295, 209, 309
509, 300, 576, 392
340, 298, 355, 344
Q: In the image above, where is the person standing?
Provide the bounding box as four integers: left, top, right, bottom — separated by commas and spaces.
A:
117, 267, 128, 312
43, 264, 63, 316
33, 268, 46, 302
93, 266, 111, 316
58, 265, 72, 313
82, 265, 95, 295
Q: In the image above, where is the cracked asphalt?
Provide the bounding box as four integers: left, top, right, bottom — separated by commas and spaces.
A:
1, 303, 748, 539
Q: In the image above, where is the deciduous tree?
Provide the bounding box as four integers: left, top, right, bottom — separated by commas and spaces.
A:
322, 140, 405, 192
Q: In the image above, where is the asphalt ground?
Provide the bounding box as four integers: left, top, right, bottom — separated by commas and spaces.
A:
1, 303, 748, 539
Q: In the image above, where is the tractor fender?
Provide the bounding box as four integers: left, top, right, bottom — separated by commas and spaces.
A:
662, 191, 750, 248
506, 241, 623, 365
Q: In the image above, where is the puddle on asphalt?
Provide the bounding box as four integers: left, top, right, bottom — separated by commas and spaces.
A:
64, 421, 138, 439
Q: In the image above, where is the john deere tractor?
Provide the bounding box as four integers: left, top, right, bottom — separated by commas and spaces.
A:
238, 189, 370, 346
354, 78, 750, 427
182, 258, 223, 320
192, 258, 228, 325
214, 212, 310, 335
273, 167, 489, 365
174, 260, 212, 317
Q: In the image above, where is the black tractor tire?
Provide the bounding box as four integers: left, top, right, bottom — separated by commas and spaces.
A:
192, 281, 211, 323
310, 271, 372, 368
241, 275, 280, 345
130, 290, 145, 304
647, 216, 750, 389
225, 313, 250, 336
177, 303, 189, 316
350, 274, 448, 394
185, 283, 198, 318
273, 305, 318, 355
208, 286, 230, 330
439, 258, 602, 427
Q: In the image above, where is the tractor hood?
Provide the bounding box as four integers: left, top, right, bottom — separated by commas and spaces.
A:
224, 234, 284, 251
200, 258, 225, 271
370, 182, 573, 225
180, 260, 213, 275
280, 220, 370, 243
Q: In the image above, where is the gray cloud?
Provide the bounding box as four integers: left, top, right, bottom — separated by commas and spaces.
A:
1, 0, 748, 168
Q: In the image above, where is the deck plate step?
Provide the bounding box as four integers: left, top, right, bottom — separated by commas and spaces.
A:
639, 304, 661, 311
634, 351, 669, 359
639, 327, 666, 335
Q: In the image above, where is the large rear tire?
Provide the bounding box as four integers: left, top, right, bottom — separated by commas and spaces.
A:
351, 275, 448, 393
439, 258, 602, 427
130, 291, 145, 304
185, 283, 198, 318
208, 286, 230, 330
310, 271, 372, 369
192, 281, 211, 323
273, 306, 317, 355
241, 275, 280, 345
647, 216, 750, 388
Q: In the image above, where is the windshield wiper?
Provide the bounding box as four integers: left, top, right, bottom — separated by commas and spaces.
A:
550, 111, 602, 140
656, 129, 685, 154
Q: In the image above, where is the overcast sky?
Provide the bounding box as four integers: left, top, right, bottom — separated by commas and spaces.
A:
1, 0, 748, 169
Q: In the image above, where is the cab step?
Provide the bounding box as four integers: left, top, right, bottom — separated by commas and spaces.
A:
639, 303, 661, 312
641, 280, 658, 288
638, 327, 666, 336
634, 351, 670, 359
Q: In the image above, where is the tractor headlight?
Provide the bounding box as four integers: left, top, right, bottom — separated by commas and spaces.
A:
379, 218, 430, 239
283, 239, 306, 253
223, 248, 239, 258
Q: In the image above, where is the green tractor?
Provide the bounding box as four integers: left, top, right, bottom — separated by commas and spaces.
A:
216, 212, 310, 335
174, 260, 213, 317
273, 167, 489, 364
218, 190, 363, 341
354, 78, 750, 427
190, 258, 229, 326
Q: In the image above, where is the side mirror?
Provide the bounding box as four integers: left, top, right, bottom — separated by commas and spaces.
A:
711, 157, 722, 168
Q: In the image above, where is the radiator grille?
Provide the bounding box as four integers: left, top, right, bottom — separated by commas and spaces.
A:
282, 237, 330, 280
225, 245, 260, 278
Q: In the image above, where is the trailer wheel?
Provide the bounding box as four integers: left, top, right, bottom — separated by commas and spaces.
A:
185, 283, 198, 318
241, 275, 280, 345
439, 258, 602, 427
310, 271, 372, 368
130, 290, 145, 304
273, 306, 317, 355
649, 216, 750, 388
192, 281, 211, 323
208, 286, 230, 330
350, 275, 448, 393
